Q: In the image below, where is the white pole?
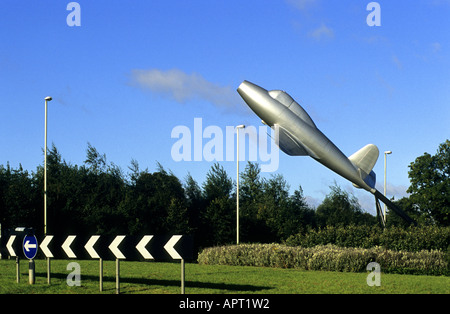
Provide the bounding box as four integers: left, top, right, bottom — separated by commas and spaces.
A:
44, 99, 48, 235
237, 129, 239, 245
44, 96, 52, 235
99, 258, 103, 292
29, 259, 35, 285
236, 125, 245, 245
181, 259, 185, 294
44, 96, 52, 284
383, 151, 392, 225
116, 258, 120, 294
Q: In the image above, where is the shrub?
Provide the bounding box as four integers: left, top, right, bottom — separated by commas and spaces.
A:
198, 243, 449, 276
285, 225, 450, 252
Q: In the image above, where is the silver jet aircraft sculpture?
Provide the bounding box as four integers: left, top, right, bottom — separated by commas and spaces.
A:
237, 80, 416, 225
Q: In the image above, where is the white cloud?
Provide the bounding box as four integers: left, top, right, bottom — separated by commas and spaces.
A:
431, 42, 442, 53
130, 68, 242, 111
375, 182, 409, 200
431, 0, 450, 6
391, 54, 403, 70
286, 0, 318, 11
308, 23, 334, 41
375, 71, 395, 97
305, 195, 321, 209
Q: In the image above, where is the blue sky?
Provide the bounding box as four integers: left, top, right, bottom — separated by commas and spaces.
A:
1, 0, 449, 215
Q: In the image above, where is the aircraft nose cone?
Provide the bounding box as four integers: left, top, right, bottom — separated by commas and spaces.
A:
237, 81, 262, 107
237, 81, 277, 124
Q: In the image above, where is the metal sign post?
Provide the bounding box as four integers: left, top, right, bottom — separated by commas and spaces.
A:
28, 259, 35, 284
16, 257, 20, 283
116, 258, 120, 294
22, 234, 38, 285
99, 258, 103, 292
47, 258, 51, 284
1, 233, 194, 291
181, 259, 185, 294
40, 235, 53, 284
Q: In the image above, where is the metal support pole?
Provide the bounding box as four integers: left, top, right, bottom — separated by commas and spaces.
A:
236, 125, 245, 245
99, 258, 103, 292
44, 99, 48, 236
44, 97, 52, 284
16, 257, 20, 283
383, 151, 392, 226
384, 153, 387, 224
115, 258, 120, 294
236, 130, 239, 245
181, 259, 185, 294
29, 259, 35, 285
47, 257, 51, 284
44, 96, 51, 235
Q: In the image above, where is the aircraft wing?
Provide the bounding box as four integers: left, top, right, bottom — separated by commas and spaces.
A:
272, 124, 314, 157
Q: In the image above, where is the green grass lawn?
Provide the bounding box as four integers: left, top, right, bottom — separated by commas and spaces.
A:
0, 259, 448, 294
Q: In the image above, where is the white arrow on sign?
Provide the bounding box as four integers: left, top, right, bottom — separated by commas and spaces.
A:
41, 235, 54, 258
24, 240, 37, 252
6, 235, 16, 257
164, 235, 182, 260
136, 235, 154, 260
62, 235, 77, 258
109, 235, 126, 259
85, 235, 101, 259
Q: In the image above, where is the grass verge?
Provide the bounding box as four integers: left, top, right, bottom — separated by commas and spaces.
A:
0, 259, 448, 294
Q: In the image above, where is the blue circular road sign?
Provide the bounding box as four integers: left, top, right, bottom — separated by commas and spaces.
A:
23, 235, 38, 259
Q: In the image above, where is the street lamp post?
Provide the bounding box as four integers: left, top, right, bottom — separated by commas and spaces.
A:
44, 96, 52, 236
236, 125, 245, 245
384, 150, 392, 224
44, 96, 52, 285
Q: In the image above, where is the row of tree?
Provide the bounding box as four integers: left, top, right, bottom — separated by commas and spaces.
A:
0, 140, 448, 250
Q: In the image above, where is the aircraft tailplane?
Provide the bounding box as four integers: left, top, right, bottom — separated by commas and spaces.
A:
349, 144, 379, 188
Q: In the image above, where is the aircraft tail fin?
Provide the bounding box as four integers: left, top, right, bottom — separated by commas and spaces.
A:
349, 144, 379, 188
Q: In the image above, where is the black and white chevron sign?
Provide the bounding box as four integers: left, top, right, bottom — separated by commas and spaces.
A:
0, 228, 36, 258
1, 234, 193, 261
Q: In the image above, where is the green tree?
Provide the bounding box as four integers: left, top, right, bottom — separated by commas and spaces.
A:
42, 145, 92, 236
125, 164, 187, 235
407, 140, 449, 226
315, 184, 374, 227
0, 163, 39, 230
286, 186, 316, 233
204, 196, 234, 245
202, 163, 233, 203
258, 174, 291, 242
240, 162, 263, 204
184, 173, 204, 235
82, 145, 127, 235
84, 142, 107, 174
166, 197, 191, 234
201, 163, 234, 246
238, 162, 266, 242
239, 163, 315, 242
388, 197, 421, 227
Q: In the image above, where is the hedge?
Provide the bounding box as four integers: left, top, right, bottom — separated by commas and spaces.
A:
198, 243, 449, 276
284, 225, 450, 252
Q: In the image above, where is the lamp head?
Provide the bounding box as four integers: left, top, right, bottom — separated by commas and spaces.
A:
45, 96, 52, 101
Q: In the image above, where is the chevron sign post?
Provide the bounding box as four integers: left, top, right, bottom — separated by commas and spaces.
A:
1, 232, 193, 293
40, 234, 192, 261
33, 234, 192, 261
